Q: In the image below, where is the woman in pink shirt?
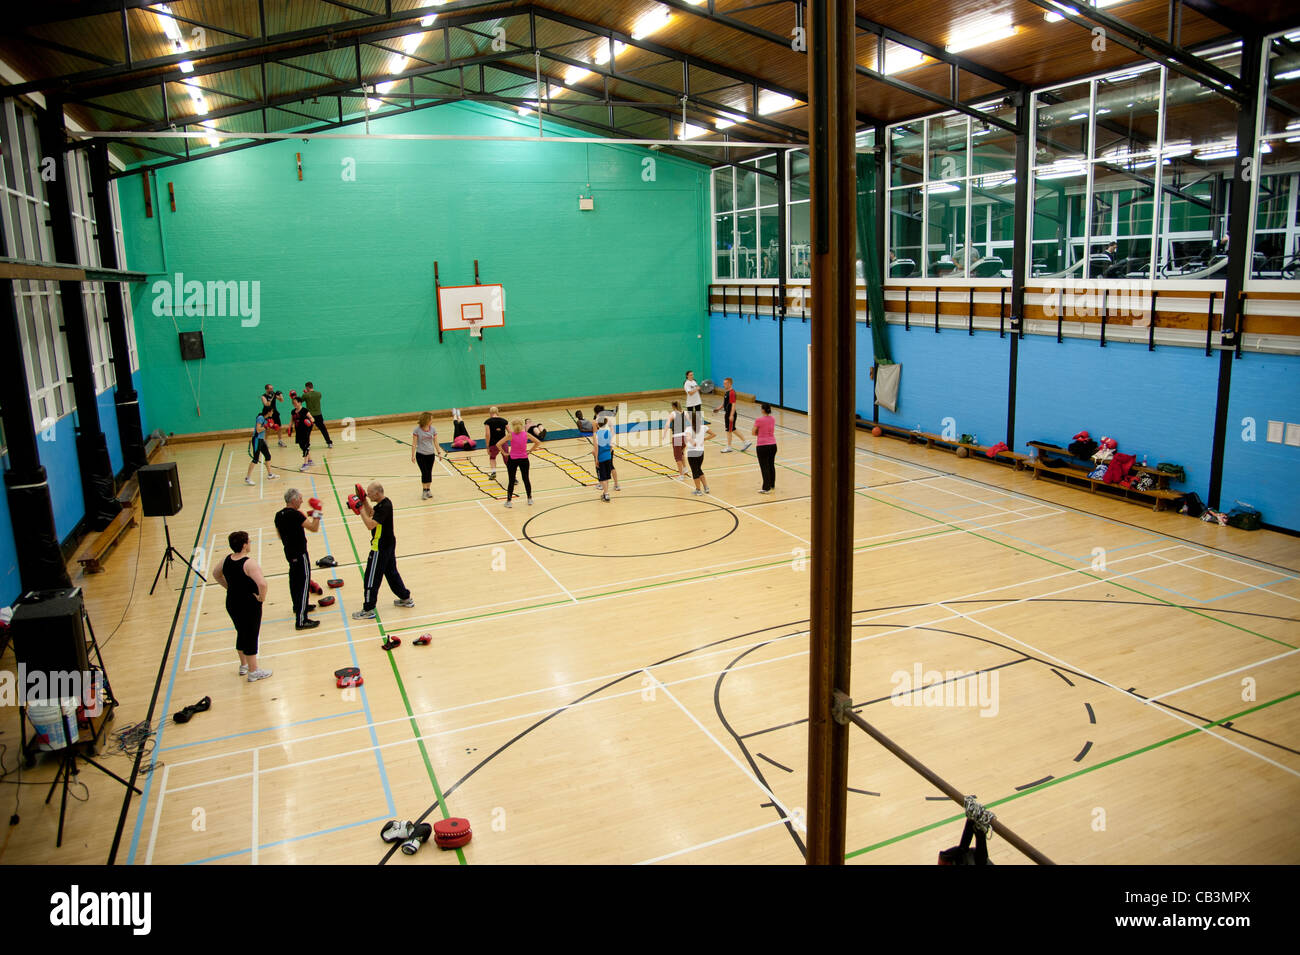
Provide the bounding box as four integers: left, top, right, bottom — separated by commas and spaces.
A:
498, 419, 541, 508
752, 403, 778, 493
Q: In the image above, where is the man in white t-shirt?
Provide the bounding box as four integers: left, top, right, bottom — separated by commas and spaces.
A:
684, 370, 702, 429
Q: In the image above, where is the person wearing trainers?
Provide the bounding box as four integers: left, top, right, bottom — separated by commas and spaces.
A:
662, 400, 689, 480
753, 402, 778, 493
210, 530, 272, 682
683, 369, 702, 429
259, 384, 285, 447
275, 488, 322, 630
290, 393, 315, 471
685, 419, 716, 496
499, 418, 540, 507
715, 377, 753, 454
483, 406, 509, 480
244, 412, 281, 485
593, 415, 616, 502
301, 381, 332, 448
411, 411, 444, 500
352, 482, 414, 618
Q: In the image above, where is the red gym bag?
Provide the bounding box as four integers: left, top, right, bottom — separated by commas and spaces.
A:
433, 818, 472, 849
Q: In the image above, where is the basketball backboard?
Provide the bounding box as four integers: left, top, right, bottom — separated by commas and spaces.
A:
439, 284, 506, 337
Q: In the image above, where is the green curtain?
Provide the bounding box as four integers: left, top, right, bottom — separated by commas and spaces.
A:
856, 152, 892, 364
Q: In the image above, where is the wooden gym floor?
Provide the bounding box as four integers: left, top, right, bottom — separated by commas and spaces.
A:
2, 399, 1297, 864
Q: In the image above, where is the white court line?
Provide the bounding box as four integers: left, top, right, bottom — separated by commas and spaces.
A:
1143, 647, 1300, 703
183, 545, 213, 674
642, 670, 800, 828
637, 817, 793, 865
476, 499, 577, 603
1157, 553, 1300, 605
1177, 547, 1300, 583
144, 763, 170, 865
219, 449, 234, 504
251, 748, 260, 865
158, 544, 1200, 785
937, 601, 1300, 780
705, 488, 810, 545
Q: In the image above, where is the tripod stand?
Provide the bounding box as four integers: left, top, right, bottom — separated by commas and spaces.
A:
21, 609, 140, 848
150, 515, 205, 595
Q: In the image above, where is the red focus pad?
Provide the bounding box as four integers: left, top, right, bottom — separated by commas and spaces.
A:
308, 497, 323, 511
433, 818, 472, 849
309, 580, 323, 595
317, 595, 335, 607
334, 666, 362, 688
327, 578, 344, 589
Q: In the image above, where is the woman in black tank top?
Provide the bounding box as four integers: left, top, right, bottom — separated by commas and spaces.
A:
211, 530, 272, 682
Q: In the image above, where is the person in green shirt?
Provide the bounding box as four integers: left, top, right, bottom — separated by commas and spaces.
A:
301, 381, 332, 448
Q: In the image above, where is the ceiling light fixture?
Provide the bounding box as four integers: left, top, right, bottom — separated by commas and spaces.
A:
631, 5, 671, 41
947, 14, 1017, 54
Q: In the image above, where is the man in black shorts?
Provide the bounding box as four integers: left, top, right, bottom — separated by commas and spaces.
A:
352, 482, 414, 619
716, 377, 753, 454
302, 381, 332, 449
260, 384, 285, 447
483, 407, 509, 480
274, 488, 322, 630
290, 393, 315, 470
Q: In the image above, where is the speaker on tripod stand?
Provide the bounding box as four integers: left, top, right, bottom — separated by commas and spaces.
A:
138, 462, 205, 594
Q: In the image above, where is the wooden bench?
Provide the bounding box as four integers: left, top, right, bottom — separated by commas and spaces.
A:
76, 506, 136, 574
868, 421, 1030, 469
1025, 442, 1185, 511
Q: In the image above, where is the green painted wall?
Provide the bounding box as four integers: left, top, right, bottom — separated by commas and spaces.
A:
119, 102, 710, 434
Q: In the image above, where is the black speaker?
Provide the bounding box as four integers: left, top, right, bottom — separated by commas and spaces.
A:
178, 330, 205, 361
10, 588, 89, 677
138, 462, 183, 517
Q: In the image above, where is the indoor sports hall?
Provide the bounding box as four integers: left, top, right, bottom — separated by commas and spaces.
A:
0, 1, 1297, 868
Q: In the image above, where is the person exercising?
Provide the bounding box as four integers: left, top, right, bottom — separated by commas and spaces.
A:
352, 482, 415, 619
274, 488, 321, 630
260, 384, 285, 447
301, 381, 332, 449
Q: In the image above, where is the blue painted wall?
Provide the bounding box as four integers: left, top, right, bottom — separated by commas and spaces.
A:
1221, 352, 1300, 531
708, 312, 1300, 531
0, 466, 16, 607
1015, 336, 1218, 497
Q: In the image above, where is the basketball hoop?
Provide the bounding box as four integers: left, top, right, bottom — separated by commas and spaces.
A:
468, 319, 482, 339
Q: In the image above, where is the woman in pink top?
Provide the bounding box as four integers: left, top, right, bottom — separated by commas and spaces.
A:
498, 418, 541, 508
752, 403, 778, 493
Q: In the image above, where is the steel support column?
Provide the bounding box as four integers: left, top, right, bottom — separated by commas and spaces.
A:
36, 102, 121, 531
1007, 89, 1031, 450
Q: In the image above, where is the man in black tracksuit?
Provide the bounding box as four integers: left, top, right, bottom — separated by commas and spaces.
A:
274, 488, 321, 630
352, 482, 414, 619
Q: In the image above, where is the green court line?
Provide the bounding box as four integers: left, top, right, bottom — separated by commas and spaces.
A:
844, 688, 1300, 860
381, 525, 959, 634
777, 458, 1295, 650
324, 460, 466, 865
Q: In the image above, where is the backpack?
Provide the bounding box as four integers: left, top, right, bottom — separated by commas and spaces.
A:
1226, 502, 1262, 530
1179, 492, 1205, 518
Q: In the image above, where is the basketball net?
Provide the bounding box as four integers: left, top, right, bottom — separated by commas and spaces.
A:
468, 319, 482, 339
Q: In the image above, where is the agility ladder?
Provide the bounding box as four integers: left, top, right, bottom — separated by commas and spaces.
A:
449, 458, 508, 499
531, 447, 598, 486
613, 446, 679, 477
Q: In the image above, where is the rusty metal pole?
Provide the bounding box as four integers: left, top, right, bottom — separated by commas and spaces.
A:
805, 0, 856, 866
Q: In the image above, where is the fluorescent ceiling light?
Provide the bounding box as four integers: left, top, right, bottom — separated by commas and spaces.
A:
517, 106, 531, 116
421, 15, 437, 27
1068, 112, 1087, 120
1195, 147, 1236, 160
947, 14, 1017, 54
179, 60, 194, 74
714, 114, 740, 129
1044, 0, 1121, 23
376, 80, 398, 94
1276, 68, 1300, 81
1260, 142, 1272, 153
881, 43, 926, 75
1162, 140, 1192, 158
1096, 107, 1111, 114
366, 98, 383, 111
1286, 135, 1300, 143
152, 4, 183, 42
1038, 160, 1086, 180
387, 54, 409, 75
199, 120, 220, 148
401, 33, 424, 55
679, 122, 707, 140
565, 62, 593, 84
631, 5, 671, 41
925, 182, 960, 194
758, 91, 798, 115
592, 40, 628, 65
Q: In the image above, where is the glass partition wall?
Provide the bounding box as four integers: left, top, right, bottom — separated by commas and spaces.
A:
709, 37, 1300, 286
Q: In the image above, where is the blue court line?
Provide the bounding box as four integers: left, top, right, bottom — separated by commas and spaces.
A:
312, 475, 397, 819
158, 709, 364, 753
128, 453, 223, 864
186, 814, 390, 865
1117, 572, 1298, 606
197, 617, 292, 635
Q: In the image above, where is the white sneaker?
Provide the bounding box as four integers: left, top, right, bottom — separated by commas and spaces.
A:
721, 447, 733, 453
741, 441, 753, 452
299, 463, 311, 471
703, 487, 711, 494
238, 664, 249, 676
244, 478, 255, 485
692, 489, 703, 496
504, 499, 513, 508
527, 497, 534, 506
394, 597, 415, 608
267, 473, 280, 481
452, 407, 460, 419
247, 668, 273, 682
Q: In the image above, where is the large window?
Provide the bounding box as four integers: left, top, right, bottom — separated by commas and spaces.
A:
1253, 29, 1300, 279
0, 99, 138, 432
711, 155, 780, 279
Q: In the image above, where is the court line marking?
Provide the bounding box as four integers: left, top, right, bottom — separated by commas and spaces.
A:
476, 499, 578, 603
938, 601, 1300, 780
251, 748, 260, 865
143, 763, 170, 866
154, 549, 1195, 789
1156, 553, 1300, 604
1142, 647, 1300, 703
636, 817, 794, 865
219, 448, 234, 504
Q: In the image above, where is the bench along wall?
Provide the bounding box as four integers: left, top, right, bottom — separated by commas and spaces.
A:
119, 101, 710, 436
